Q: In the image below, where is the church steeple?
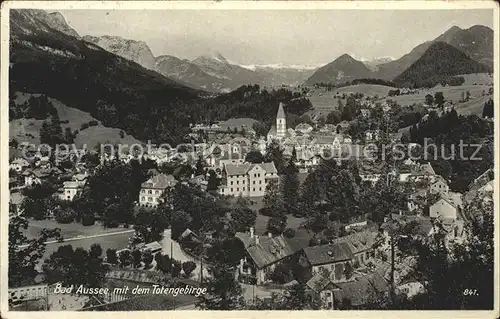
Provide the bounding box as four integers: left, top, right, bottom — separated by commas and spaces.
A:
276, 102, 286, 138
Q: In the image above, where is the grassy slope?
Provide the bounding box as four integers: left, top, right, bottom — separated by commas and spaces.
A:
9, 92, 143, 149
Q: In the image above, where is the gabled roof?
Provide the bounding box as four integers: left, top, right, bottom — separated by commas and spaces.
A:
333, 272, 390, 306
63, 181, 80, 188
306, 272, 335, 293
304, 229, 378, 266
225, 162, 277, 176
303, 242, 354, 266
235, 232, 304, 269
141, 173, 177, 189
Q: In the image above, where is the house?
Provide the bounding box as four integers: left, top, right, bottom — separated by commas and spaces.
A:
22, 169, 46, 187
306, 269, 389, 309
234, 228, 304, 285
429, 195, 460, 220
301, 229, 378, 282
360, 108, 371, 118
60, 181, 81, 201
9, 191, 24, 217
139, 174, 177, 207
429, 176, 449, 195
219, 162, 278, 197
295, 122, 313, 134
344, 214, 369, 231
407, 189, 427, 212
9, 158, 29, 173
365, 130, 379, 142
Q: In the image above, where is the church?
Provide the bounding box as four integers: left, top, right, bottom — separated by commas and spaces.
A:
267, 102, 287, 141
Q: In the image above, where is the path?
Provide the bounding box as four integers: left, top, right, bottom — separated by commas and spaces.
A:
19, 229, 135, 248
160, 229, 210, 281
241, 283, 284, 302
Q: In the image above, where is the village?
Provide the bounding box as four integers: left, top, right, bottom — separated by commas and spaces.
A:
8, 86, 495, 310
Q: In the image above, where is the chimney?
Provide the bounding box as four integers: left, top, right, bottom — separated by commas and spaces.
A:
250, 227, 254, 238
255, 235, 259, 245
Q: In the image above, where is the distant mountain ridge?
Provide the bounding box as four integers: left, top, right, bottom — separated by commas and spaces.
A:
10, 9, 201, 145
305, 54, 372, 85
375, 24, 493, 80
393, 41, 491, 88
83, 35, 156, 70
155, 54, 233, 92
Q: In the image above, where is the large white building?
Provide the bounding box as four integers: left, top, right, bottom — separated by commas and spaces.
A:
139, 173, 177, 207
219, 162, 278, 197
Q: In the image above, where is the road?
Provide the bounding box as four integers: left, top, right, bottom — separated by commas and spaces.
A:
241, 283, 284, 302
160, 229, 210, 281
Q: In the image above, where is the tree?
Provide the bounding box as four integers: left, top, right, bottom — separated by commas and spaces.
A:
434, 92, 445, 107
326, 110, 341, 124
231, 195, 257, 232
195, 156, 205, 176
182, 261, 197, 277
252, 121, 269, 138
482, 98, 494, 118
172, 259, 182, 277
106, 248, 118, 264
264, 140, 285, 174
282, 160, 300, 215
245, 150, 264, 164
196, 263, 245, 310
206, 169, 220, 191
54, 207, 75, 224
21, 183, 57, 220
425, 94, 434, 105
260, 179, 285, 217
9, 215, 62, 287
283, 228, 296, 238
132, 249, 142, 268
142, 250, 154, 269
118, 250, 132, 268
267, 216, 287, 234
42, 244, 108, 287
170, 210, 193, 240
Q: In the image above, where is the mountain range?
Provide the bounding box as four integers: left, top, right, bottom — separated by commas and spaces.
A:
10, 9, 201, 145
306, 24, 493, 86
33, 10, 493, 91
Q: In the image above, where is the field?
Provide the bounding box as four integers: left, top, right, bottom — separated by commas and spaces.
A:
10, 92, 142, 149
23, 219, 129, 241
388, 84, 492, 107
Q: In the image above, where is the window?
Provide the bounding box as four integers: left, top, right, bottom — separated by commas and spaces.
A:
141, 197, 145, 201
237, 181, 239, 185
237, 187, 239, 192
253, 181, 255, 185
148, 190, 152, 194
259, 180, 262, 184
259, 187, 262, 191
155, 190, 159, 195
141, 190, 145, 193
231, 181, 233, 185
230, 188, 233, 192
148, 197, 152, 202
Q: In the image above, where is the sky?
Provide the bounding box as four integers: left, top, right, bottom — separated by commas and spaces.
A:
60, 9, 494, 66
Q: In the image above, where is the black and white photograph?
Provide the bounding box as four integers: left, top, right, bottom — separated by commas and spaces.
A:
1, 1, 498, 316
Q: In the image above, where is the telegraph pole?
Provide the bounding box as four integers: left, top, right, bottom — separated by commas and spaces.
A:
390, 235, 395, 304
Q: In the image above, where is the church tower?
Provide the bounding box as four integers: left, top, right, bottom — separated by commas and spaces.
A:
276, 102, 286, 138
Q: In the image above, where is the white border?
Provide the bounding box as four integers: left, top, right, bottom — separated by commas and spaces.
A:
0, 1, 499, 319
